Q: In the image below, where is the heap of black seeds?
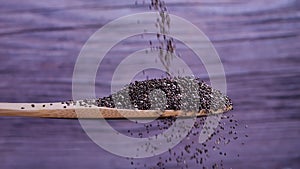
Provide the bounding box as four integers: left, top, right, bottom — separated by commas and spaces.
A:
97, 77, 232, 113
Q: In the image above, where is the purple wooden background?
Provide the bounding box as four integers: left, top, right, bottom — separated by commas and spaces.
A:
0, 0, 299, 168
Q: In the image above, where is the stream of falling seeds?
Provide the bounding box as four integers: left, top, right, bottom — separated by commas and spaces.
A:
138, 0, 176, 76
151, 0, 176, 77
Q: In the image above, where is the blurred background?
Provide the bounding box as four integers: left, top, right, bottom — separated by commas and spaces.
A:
0, 0, 299, 168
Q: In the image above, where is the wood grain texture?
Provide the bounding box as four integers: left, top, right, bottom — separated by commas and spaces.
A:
0, 0, 299, 169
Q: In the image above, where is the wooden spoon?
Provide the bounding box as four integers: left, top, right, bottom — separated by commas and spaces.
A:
0, 102, 232, 119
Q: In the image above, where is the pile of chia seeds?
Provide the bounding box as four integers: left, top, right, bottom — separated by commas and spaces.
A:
97, 76, 232, 113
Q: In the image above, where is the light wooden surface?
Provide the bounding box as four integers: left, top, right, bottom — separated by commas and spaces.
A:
0, 0, 299, 169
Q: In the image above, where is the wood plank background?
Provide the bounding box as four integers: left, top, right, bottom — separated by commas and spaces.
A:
0, 0, 299, 168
